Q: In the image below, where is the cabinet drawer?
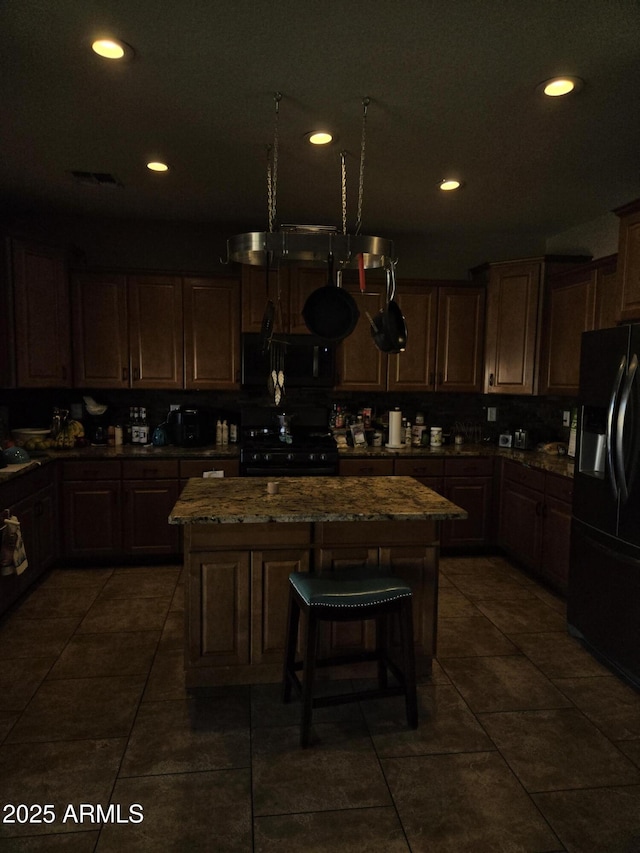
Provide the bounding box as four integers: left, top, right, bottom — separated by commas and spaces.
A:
394, 458, 444, 477
62, 460, 121, 480
545, 473, 573, 503
339, 458, 394, 477
502, 459, 545, 492
180, 459, 239, 479
121, 459, 179, 479
444, 457, 493, 477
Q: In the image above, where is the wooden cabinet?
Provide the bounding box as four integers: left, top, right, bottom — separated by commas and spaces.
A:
539, 255, 618, 396
615, 198, 640, 322
241, 264, 323, 334
393, 456, 493, 550
339, 458, 394, 477
386, 282, 438, 391
0, 465, 58, 616
499, 459, 572, 593
121, 460, 180, 556
71, 272, 129, 388
10, 238, 71, 388
128, 274, 183, 389
183, 276, 240, 389
335, 278, 387, 391
482, 256, 589, 395
61, 461, 123, 559
72, 271, 240, 390
433, 285, 485, 393
61, 459, 180, 561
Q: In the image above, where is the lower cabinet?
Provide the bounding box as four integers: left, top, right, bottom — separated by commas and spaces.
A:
0, 465, 58, 616
62, 459, 180, 561
339, 458, 394, 477
184, 519, 439, 686
393, 456, 494, 549
499, 459, 572, 592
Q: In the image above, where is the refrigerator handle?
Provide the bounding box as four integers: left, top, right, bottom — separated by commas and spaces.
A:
616, 352, 638, 504
606, 354, 626, 500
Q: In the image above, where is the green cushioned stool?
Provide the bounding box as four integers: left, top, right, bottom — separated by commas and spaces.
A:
281, 570, 418, 747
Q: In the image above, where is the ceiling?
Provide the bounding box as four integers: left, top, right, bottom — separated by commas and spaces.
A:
3, 0, 640, 272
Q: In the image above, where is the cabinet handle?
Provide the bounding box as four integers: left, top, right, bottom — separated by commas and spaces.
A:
132, 367, 140, 381
429, 372, 435, 385
489, 373, 495, 387
122, 367, 129, 381
438, 372, 443, 386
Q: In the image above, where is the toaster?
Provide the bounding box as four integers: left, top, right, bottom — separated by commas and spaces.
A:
514, 429, 532, 450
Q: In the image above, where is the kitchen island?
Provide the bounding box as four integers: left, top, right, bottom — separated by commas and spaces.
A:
169, 476, 466, 687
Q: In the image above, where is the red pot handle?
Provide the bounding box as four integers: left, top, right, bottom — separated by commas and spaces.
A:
358, 253, 366, 293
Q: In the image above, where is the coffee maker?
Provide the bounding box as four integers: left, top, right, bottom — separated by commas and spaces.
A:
166, 406, 214, 447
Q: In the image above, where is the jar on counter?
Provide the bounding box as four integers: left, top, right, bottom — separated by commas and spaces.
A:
430, 426, 443, 447
411, 423, 426, 446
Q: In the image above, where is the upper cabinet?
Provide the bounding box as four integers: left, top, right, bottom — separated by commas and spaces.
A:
72, 271, 240, 390
387, 281, 484, 393
241, 264, 324, 334
335, 278, 387, 391
183, 276, 240, 389
481, 256, 589, 395
615, 198, 640, 322
8, 238, 71, 387
539, 255, 617, 396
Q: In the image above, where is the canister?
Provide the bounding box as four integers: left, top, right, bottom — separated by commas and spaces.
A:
411, 424, 426, 446
430, 426, 443, 447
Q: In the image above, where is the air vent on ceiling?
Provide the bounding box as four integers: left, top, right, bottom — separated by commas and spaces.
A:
70, 171, 124, 188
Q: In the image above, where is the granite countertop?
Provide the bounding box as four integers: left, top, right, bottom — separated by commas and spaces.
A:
169, 476, 468, 525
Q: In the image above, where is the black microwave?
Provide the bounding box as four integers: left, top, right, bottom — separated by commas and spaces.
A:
241, 334, 335, 388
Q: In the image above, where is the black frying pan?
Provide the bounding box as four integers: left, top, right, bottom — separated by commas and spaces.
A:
370, 263, 407, 354
302, 253, 360, 342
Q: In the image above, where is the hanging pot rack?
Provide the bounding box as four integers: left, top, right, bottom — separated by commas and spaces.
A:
225, 94, 394, 270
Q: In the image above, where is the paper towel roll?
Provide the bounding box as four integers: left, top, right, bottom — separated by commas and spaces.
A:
388, 410, 402, 447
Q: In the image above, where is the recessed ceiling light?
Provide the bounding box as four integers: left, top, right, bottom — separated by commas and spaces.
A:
439, 179, 461, 191
539, 76, 584, 97
147, 161, 169, 172
306, 131, 333, 146
91, 38, 132, 60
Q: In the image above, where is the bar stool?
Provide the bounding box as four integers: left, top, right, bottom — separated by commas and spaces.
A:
281, 570, 418, 747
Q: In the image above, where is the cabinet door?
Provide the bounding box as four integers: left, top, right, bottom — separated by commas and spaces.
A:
184, 276, 240, 389
616, 201, 640, 323
442, 477, 493, 548
122, 479, 180, 556
12, 239, 71, 387
499, 479, 543, 571
541, 496, 572, 593
128, 274, 183, 388
381, 544, 438, 659
71, 272, 129, 388
484, 261, 541, 394
187, 550, 250, 667
339, 458, 394, 477
241, 265, 286, 332
594, 257, 619, 331
62, 480, 122, 558
539, 268, 596, 396
436, 286, 485, 392
335, 280, 387, 391
387, 283, 437, 391
287, 267, 325, 333
34, 484, 57, 574
251, 548, 310, 665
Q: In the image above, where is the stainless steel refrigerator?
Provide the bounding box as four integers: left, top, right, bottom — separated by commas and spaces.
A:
568, 325, 640, 686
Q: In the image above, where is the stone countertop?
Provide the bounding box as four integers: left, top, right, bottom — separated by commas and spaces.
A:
169, 476, 468, 525
339, 443, 575, 478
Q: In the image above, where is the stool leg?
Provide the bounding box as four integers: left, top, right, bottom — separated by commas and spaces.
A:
376, 613, 388, 690
399, 598, 418, 729
281, 586, 300, 704
300, 608, 319, 748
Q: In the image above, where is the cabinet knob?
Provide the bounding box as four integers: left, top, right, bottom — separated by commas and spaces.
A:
488, 373, 495, 387
122, 367, 129, 381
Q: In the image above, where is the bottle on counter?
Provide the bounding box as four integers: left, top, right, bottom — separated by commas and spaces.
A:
131, 407, 140, 443
138, 408, 149, 444
229, 423, 238, 443
405, 420, 412, 445
216, 419, 222, 445
222, 420, 229, 445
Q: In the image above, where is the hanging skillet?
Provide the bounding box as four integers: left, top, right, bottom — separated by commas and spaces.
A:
301, 252, 360, 342
370, 260, 408, 354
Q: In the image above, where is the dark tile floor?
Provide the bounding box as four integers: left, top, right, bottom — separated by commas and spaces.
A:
1, 555, 640, 852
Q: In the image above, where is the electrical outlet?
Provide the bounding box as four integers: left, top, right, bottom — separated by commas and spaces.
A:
487, 407, 497, 422
563, 410, 571, 427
